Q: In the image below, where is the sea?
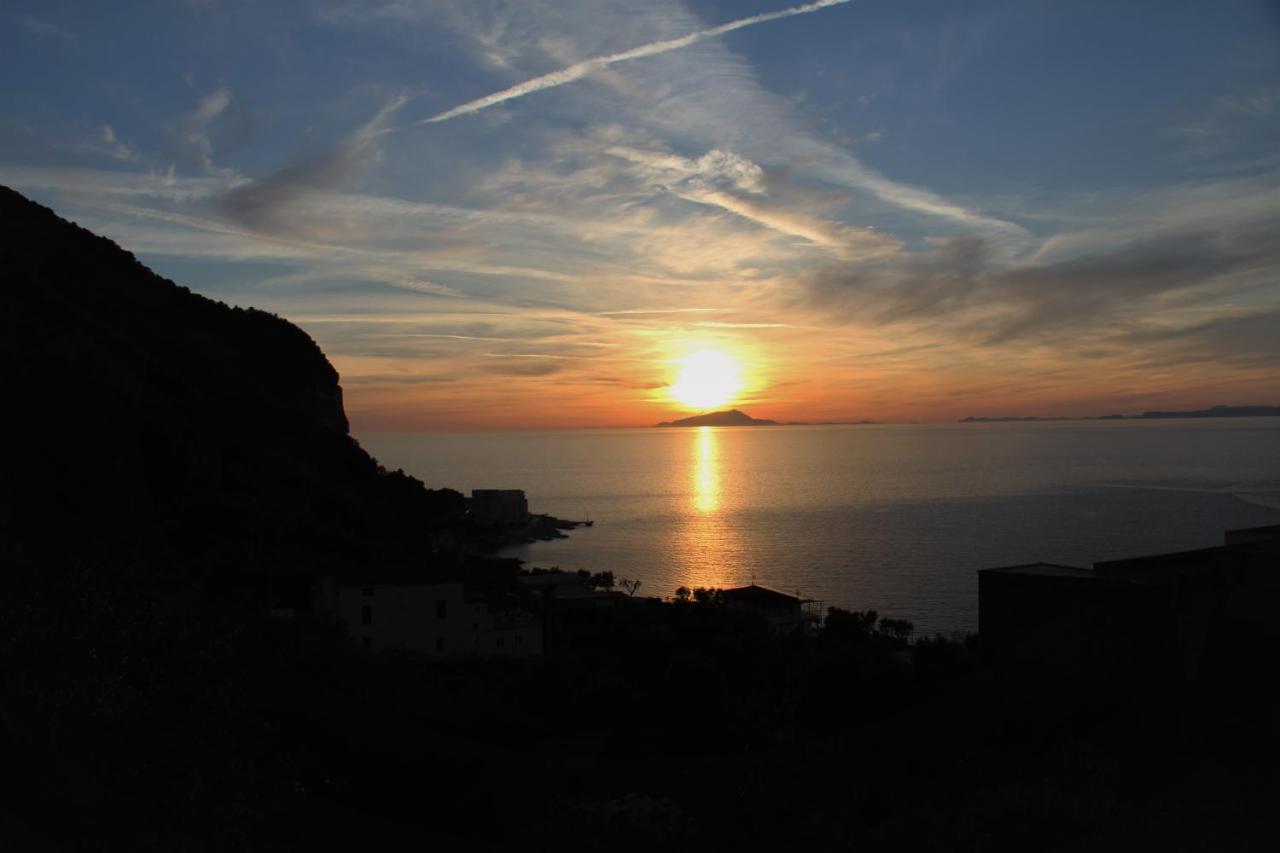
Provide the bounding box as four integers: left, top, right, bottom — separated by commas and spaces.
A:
359, 418, 1280, 636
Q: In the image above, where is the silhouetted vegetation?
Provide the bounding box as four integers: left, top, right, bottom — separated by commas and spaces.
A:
4, 186, 1279, 851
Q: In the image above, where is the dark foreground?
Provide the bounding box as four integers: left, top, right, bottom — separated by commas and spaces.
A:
6, 585, 1280, 851
3, 185, 1279, 850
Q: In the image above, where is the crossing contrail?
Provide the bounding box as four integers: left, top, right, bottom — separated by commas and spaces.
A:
420, 0, 852, 124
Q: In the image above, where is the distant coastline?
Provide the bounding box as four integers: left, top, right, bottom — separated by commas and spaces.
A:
960, 405, 1280, 423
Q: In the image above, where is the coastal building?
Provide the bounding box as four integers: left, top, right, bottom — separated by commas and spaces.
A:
977, 563, 1168, 674
721, 584, 819, 635
334, 580, 542, 658
978, 526, 1280, 679
470, 489, 530, 526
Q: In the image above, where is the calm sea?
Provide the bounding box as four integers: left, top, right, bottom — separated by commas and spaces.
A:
359, 419, 1280, 635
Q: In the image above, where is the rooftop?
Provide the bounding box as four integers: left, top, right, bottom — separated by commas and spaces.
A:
978, 563, 1096, 579
721, 584, 805, 605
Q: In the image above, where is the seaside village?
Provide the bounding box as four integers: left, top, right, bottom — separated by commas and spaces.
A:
306, 488, 1280, 682
306, 488, 824, 658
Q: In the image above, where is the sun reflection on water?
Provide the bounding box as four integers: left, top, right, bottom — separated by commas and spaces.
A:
693, 426, 720, 513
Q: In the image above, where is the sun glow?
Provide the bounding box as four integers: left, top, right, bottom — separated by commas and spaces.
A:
669, 349, 744, 410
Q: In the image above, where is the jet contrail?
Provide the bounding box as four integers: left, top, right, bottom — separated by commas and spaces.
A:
420, 0, 852, 124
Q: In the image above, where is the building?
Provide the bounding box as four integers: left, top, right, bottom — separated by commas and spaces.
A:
978, 563, 1169, 674
978, 526, 1280, 680
470, 489, 529, 526
518, 571, 624, 608
720, 584, 819, 635
334, 580, 542, 658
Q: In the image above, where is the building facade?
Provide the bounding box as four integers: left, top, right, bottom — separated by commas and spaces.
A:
336, 581, 542, 658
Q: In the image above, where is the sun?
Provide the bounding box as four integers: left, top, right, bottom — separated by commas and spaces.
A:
669, 349, 743, 410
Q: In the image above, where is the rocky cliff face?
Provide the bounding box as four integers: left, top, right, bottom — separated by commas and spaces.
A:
0, 186, 459, 586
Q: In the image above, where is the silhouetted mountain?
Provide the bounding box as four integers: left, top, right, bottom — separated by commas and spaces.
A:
655, 408, 778, 427
0, 185, 463, 595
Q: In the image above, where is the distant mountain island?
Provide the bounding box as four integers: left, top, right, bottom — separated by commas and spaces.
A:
655, 409, 880, 427
961, 405, 1280, 423
656, 409, 779, 427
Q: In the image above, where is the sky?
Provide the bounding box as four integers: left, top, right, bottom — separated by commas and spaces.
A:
3, 0, 1279, 430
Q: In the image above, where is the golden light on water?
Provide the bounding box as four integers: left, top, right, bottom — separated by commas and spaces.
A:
669, 349, 743, 411
693, 425, 720, 513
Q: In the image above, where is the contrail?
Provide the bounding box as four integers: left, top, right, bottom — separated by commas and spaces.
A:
420, 0, 852, 124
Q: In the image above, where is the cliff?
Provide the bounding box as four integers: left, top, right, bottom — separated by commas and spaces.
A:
0, 186, 462, 589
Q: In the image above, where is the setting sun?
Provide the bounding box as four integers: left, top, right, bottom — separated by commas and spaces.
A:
669, 349, 744, 410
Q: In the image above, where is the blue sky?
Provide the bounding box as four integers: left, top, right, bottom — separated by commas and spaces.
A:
3, 0, 1278, 428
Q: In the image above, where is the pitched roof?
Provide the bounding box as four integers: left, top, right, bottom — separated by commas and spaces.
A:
721, 584, 802, 606
978, 563, 1095, 579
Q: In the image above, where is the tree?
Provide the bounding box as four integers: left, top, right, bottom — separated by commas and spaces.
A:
692, 587, 723, 606
878, 617, 914, 643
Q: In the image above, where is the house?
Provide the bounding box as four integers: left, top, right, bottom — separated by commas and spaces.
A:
470, 489, 530, 526
334, 580, 542, 658
978, 526, 1280, 680
720, 584, 818, 635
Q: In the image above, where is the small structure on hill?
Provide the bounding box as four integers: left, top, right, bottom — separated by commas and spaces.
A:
721, 584, 819, 635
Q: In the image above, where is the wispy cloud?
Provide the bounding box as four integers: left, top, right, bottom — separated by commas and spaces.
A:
803, 198, 1280, 347
178, 86, 234, 174
97, 125, 137, 162
222, 94, 406, 231
420, 0, 852, 124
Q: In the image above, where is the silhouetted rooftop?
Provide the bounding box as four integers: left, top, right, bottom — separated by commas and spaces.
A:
978, 563, 1095, 579
721, 584, 804, 606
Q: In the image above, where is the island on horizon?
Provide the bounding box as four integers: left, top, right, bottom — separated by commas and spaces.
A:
654, 408, 881, 427
655, 408, 779, 427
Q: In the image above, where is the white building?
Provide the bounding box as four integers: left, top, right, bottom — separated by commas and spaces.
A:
336, 580, 542, 658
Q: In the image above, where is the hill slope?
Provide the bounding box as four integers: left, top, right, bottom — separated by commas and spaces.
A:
0, 185, 461, 589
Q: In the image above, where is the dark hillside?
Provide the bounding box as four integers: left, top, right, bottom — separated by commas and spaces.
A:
0, 185, 461, 586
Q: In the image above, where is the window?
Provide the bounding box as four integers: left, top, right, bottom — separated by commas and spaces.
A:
436, 599, 448, 619
361, 605, 371, 626
472, 623, 479, 632
497, 636, 505, 649
515, 634, 523, 646
362, 637, 372, 649
435, 637, 445, 654
362, 586, 373, 597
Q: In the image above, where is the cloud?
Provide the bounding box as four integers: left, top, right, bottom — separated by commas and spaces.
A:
420, 0, 852, 124
98, 125, 137, 162
178, 86, 234, 174
429, 0, 1028, 246
600, 143, 898, 257
221, 94, 406, 231
804, 212, 1280, 346
1120, 308, 1280, 370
